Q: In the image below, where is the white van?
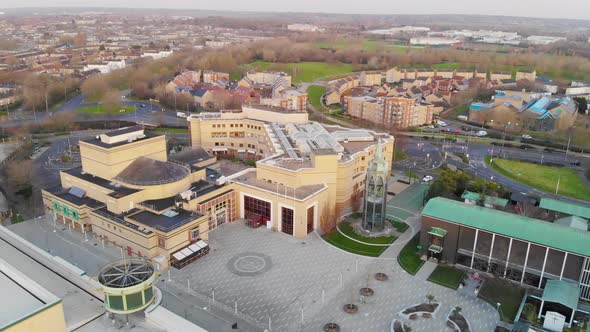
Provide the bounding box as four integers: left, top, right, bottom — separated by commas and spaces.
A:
176, 112, 187, 118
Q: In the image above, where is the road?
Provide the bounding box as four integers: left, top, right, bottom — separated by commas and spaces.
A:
1, 92, 187, 128
395, 137, 590, 207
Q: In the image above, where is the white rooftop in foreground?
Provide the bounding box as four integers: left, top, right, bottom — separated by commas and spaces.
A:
0, 226, 173, 332
0, 258, 60, 330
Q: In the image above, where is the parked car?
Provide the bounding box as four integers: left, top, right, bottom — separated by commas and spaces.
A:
140, 104, 146, 108
474, 130, 488, 137
452, 130, 461, 135
421, 175, 434, 183
522, 134, 532, 140
176, 112, 187, 118
437, 120, 448, 127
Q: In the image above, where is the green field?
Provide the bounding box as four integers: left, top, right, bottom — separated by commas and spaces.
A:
427, 265, 465, 289
307, 85, 327, 111
397, 233, 424, 275
486, 157, 590, 201
323, 221, 395, 257
478, 278, 524, 323
77, 104, 136, 115
316, 39, 421, 52
243, 61, 354, 82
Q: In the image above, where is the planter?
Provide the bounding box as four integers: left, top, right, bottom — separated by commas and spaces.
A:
323, 323, 340, 332
422, 313, 432, 318
360, 287, 374, 296
447, 308, 471, 332
343, 304, 358, 314
400, 302, 440, 319
409, 313, 418, 320
390, 319, 407, 332
375, 272, 389, 281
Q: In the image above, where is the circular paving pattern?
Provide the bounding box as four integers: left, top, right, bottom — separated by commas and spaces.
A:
227, 252, 272, 276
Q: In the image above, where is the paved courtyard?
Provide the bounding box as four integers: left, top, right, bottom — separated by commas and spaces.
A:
169, 221, 499, 331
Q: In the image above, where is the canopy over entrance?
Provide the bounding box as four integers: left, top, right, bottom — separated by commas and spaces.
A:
542, 280, 580, 311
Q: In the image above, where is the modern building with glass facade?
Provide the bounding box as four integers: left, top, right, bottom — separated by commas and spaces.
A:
420, 197, 590, 301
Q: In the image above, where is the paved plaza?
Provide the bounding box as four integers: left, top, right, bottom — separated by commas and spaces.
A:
169, 221, 499, 331
7, 182, 499, 331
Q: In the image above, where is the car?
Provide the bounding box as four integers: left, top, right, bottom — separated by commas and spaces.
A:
570, 160, 581, 166
437, 120, 448, 127
426, 125, 435, 129
421, 175, 434, 183
522, 134, 532, 140
474, 130, 488, 137
452, 130, 461, 135
140, 104, 146, 107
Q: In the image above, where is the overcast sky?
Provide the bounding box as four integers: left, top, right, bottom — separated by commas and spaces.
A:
2, 0, 590, 20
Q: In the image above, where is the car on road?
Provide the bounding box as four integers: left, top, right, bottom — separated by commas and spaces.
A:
522, 134, 532, 140
452, 130, 461, 135
474, 130, 488, 137
570, 160, 581, 166
421, 175, 434, 183
140, 104, 146, 108
426, 125, 435, 129
437, 120, 448, 127
177, 112, 187, 118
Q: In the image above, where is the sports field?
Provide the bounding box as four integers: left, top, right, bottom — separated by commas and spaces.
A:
243, 61, 354, 82
486, 157, 590, 201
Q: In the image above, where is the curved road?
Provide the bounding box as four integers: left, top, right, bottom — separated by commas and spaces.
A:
396, 137, 590, 207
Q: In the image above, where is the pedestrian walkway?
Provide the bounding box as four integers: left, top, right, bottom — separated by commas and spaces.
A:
415, 261, 438, 281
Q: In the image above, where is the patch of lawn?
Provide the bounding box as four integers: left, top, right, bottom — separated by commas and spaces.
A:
486, 157, 590, 201
244, 61, 354, 82
387, 219, 409, 233
398, 233, 424, 275
431, 62, 462, 70
394, 149, 408, 161
152, 127, 188, 134
307, 85, 327, 111
478, 278, 524, 323
77, 104, 136, 115
323, 221, 395, 257
427, 265, 465, 290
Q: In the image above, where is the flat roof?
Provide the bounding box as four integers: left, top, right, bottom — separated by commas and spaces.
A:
0, 259, 57, 330
102, 125, 143, 137
63, 167, 140, 198
422, 197, 590, 257
0, 234, 103, 330
46, 186, 105, 209
540, 198, 590, 219
233, 170, 327, 201
169, 147, 214, 165
115, 157, 190, 186
82, 131, 160, 149
128, 209, 204, 232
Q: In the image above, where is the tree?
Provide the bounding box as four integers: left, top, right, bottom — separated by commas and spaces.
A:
102, 90, 122, 117
426, 294, 435, 304
574, 97, 588, 114
99, 44, 106, 51
81, 75, 109, 101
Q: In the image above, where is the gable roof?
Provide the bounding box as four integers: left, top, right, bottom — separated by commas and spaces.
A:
422, 197, 590, 257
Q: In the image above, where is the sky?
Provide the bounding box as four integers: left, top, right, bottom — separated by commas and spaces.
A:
2, 0, 590, 21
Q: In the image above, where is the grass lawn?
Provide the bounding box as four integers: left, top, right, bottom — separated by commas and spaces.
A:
323, 221, 396, 257
152, 127, 188, 134
478, 278, 524, 323
388, 219, 409, 233
244, 61, 354, 82
77, 104, 136, 115
394, 149, 408, 161
427, 265, 465, 290
398, 233, 424, 275
307, 85, 327, 111
486, 157, 590, 201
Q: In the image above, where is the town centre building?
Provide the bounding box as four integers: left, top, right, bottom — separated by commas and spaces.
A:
42, 105, 394, 269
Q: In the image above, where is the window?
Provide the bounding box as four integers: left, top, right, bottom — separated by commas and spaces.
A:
158, 237, 165, 248
244, 196, 271, 222
281, 207, 294, 235
190, 227, 200, 240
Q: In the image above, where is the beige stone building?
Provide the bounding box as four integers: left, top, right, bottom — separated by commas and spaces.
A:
344, 95, 434, 129
359, 71, 383, 86
515, 70, 537, 81
244, 71, 292, 86
260, 89, 308, 112
188, 106, 394, 237
490, 71, 513, 81
202, 70, 230, 84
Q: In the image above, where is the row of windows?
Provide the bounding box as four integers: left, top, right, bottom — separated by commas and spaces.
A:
210, 123, 264, 131
213, 142, 258, 149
